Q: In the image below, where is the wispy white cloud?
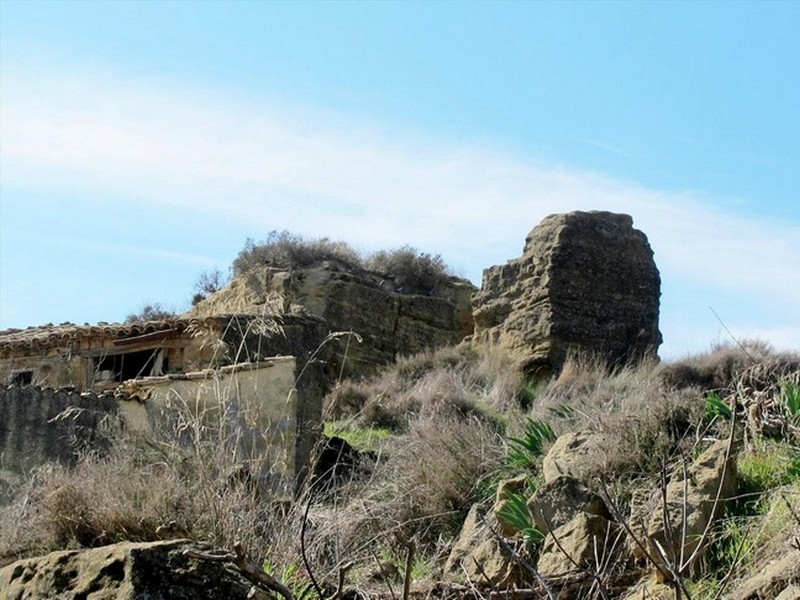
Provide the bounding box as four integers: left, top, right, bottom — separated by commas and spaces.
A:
1, 61, 798, 355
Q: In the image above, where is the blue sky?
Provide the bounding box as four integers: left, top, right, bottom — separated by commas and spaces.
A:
0, 0, 798, 358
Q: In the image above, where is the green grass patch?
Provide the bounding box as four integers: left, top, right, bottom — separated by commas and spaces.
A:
737, 440, 800, 503
323, 421, 393, 452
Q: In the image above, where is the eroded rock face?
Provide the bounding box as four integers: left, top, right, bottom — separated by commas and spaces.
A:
472, 211, 661, 374
0, 540, 264, 599
188, 264, 475, 378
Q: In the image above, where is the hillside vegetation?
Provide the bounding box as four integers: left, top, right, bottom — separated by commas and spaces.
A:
3, 231, 799, 598
2, 336, 798, 598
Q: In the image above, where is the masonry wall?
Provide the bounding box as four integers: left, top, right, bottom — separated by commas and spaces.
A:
0, 355, 89, 390
0, 385, 118, 477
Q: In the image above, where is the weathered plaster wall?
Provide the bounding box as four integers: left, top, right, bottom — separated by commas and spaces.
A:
1, 356, 322, 501
0, 355, 88, 390
132, 358, 304, 496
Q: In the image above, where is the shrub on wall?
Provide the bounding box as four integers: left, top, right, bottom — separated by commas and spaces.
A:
232, 230, 363, 275
365, 246, 451, 295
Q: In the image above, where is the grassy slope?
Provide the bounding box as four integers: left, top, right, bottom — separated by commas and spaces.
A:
1, 341, 799, 597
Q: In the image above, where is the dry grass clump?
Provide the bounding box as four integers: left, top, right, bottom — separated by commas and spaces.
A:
325, 344, 522, 430
0, 420, 276, 566
302, 415, 505, 575
526, 352, 704, 485
530, 352, 668, 429
658, 339, 786, 392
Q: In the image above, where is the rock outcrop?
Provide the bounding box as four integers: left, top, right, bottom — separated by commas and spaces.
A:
472, 211, 662, 374
188, 264, 475, 378
0, 540, 270, 599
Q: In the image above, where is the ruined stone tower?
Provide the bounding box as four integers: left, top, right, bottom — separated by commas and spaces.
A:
472, 211, 662, 374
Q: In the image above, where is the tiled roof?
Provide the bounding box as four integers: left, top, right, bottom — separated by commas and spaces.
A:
0, 317, 230, 356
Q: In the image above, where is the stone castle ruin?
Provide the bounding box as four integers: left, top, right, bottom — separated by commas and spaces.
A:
0, 210, 661, 494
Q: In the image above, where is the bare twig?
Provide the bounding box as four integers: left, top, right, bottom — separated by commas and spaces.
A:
182, 543, 295, 600
598, 479, 673, 584
401, 537, 416, 600
332, 561, 354, 600
300, 489, 327, 600
485, 521, 555, 600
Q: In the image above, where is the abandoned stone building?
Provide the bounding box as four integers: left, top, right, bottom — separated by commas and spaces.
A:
0, 209, 663, 496
0, 314, 331, 496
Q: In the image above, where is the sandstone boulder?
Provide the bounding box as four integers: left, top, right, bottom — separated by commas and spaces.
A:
542, 431, 612, 483
536, 512, 623, 578
472, 211, 661, 374
528, 475, 612, 534
644, 439, 737, 578
0, 540, 271, 599
444, 504, 521, 588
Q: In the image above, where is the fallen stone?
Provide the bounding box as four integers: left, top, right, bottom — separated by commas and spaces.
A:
444, 504, 521, 588
0, 539, 269, 599
542, 431, 611, 483
528, 475, 612, 534
536, 512, 623, 578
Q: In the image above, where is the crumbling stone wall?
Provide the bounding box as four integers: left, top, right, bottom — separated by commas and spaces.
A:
0, 385, 117, 478
188, 266, 475, 378
472, 211, 662, 373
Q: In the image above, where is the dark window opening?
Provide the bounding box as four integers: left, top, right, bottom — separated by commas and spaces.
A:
11, 370, 33, 386
95, 349, 167, 383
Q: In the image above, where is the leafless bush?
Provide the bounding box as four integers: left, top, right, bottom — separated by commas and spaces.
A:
124, 302, 177, 323
192, 268, 229, 304
658, 339, 780, 392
